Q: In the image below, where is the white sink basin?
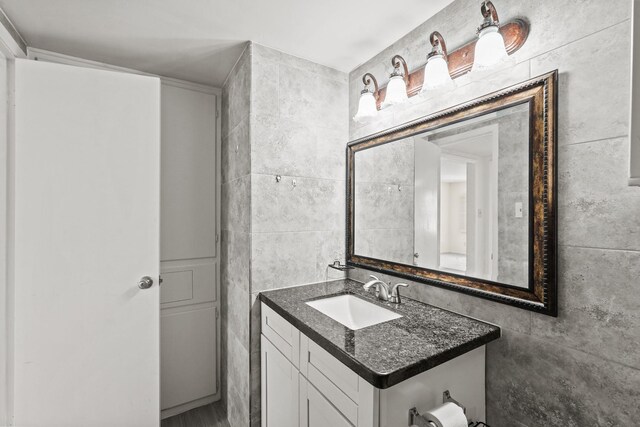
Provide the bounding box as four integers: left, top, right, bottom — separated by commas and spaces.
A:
306, 294, 402, 330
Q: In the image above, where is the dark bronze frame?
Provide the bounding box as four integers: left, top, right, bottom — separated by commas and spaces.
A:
346, 71, 558, 316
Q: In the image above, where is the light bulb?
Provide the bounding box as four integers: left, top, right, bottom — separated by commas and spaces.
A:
471, 25, 508, 72
421, 53, 454, 93
383, 75, 408, 107
353, 91, 378, 122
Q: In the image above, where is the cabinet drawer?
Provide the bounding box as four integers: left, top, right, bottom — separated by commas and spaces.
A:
261, 303, 300, 368
301, 334, 359, 402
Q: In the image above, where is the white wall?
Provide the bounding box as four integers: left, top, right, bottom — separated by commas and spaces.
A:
0, 47, 9, 427
0, 12, 25, 424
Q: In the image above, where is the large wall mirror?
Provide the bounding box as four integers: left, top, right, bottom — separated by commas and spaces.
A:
347, 71, 558, 316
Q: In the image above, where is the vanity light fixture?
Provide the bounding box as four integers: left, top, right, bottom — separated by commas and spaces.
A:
471, 1, 509, 72
382, 55, 409, 107
421, 31, 455, 93
353, 73, 379, 122
351, 1, 528, 115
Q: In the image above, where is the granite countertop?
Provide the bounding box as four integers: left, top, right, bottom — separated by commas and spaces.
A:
259, 279, 500, 389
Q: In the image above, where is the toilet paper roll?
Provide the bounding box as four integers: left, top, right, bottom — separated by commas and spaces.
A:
423, 402, 467, 427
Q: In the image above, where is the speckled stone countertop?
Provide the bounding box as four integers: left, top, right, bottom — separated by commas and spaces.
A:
259, 279, 500, 389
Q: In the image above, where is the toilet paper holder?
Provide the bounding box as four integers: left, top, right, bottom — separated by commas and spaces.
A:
408, 390, 466, 427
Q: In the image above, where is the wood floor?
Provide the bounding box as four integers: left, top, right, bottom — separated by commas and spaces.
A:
161, 402, 230, 427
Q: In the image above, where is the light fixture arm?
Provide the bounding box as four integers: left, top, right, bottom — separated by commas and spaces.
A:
362, 72, 379, 100
429, 31, 449, 61
391, 55, 410, 85
480, 1, 500, 26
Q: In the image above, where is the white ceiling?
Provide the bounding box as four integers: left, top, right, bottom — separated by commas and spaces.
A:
0, 0, 454, 87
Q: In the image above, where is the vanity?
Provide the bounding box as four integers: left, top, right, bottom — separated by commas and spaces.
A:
259, 279, 500, 427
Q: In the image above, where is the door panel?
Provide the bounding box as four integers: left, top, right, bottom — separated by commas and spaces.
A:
160, 83, 216, 261
161, 306, 217, 409
160, 261, 216, 307
262, 336, 299, 427
13, 59, 160, 426
300, 376, 353, 427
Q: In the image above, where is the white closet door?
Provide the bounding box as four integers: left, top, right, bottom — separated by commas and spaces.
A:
159, 81, 219, 415
13, 58, 161, 426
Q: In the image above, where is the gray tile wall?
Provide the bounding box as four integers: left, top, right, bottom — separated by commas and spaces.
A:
248, 43, 349, 427
354, 138, 415, 265
348, 1, 640, 425
222, 43, 349, 427
221, 43, 252, 427
249, 43, 349, 293
495, 109, 529, 286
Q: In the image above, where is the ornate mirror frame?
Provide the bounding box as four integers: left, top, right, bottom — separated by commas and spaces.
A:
346, 71, 558, 316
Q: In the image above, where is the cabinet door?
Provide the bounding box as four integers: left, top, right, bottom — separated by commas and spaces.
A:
300, 376, 353, 427
161, 306, 217, 409
262, 335, 299, 427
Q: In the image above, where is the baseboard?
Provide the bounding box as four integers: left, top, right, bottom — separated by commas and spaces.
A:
161, 394, 220, 419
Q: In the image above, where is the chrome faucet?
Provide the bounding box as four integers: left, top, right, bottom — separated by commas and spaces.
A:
363, 275, 390, 300
363, 275, 409, 303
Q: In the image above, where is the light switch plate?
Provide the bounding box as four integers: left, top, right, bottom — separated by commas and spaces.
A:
515, 202, 523, 218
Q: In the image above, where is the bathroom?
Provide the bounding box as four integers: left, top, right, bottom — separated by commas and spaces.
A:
0, 0, 639, 426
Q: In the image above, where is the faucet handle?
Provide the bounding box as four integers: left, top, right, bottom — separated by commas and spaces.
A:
390, 283, 409, 304
363, 275, 380, 291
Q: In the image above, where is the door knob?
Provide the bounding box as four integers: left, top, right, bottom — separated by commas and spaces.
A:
138, 276, 154, 289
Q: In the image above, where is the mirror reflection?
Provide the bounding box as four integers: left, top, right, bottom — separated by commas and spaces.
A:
354, 102, 530, 288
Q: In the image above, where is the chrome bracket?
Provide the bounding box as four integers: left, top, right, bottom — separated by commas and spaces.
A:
408, 390, 466, 426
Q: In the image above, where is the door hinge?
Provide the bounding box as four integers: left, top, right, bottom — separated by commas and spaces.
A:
216, 109, 219, 119
216, 234, 219, 243
215, 307, 219, 319
216, 378, 220, 392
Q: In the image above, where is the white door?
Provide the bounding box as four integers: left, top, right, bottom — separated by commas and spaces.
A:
414, 138, 441, 269
465, 162, 477, 276
262, 336, 299, 427
13, 58, 161, 426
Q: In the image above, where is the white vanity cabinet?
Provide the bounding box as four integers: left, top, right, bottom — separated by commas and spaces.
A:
261, 302, 488, 427
261, 304, 376, 427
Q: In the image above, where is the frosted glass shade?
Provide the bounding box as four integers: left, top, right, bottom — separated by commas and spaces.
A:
353, 91, 378, 122
471, 26, 508, 72
421, 54, 454, 93
382, 75, 409, 107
